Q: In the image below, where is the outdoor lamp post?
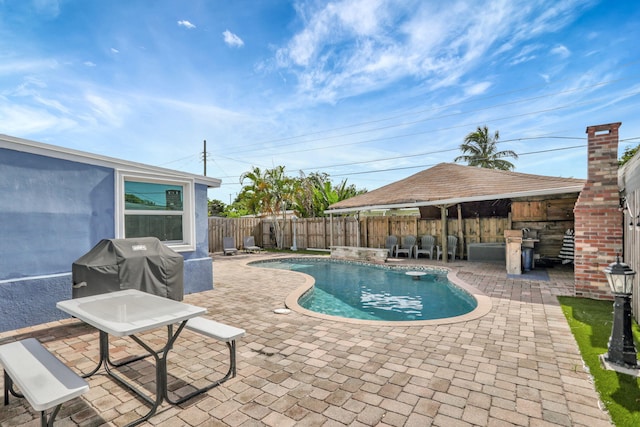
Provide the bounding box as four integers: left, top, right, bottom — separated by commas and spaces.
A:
604, 256, 638, 369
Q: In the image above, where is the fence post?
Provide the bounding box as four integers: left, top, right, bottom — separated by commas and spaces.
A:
363, 216, 368, 248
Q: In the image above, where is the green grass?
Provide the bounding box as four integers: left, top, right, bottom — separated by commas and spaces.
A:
558, 297, 640, 426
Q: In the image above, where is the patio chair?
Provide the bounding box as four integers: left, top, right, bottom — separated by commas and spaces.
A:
437, 235, 458, 260
243, 236, 262, 253
396, 235, 416, 258
385, 235, 398, 257
223, 237, 238, 255
415, 235, 435, 259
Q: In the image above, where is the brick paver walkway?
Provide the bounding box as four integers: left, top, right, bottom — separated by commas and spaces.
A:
0, 254, 612, 426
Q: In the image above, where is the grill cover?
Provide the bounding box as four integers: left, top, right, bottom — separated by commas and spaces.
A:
72, 237, 184, 301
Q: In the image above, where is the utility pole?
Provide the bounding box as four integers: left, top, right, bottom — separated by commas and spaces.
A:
203, 140, 207, 176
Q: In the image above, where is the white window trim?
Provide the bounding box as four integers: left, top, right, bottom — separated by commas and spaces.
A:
115, 170, 195, 252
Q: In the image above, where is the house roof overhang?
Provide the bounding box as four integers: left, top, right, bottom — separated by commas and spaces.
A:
1, 133, 221, 188
325, 186, 584, 214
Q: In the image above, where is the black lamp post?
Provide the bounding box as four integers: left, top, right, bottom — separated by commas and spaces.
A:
603, 257, 638, 369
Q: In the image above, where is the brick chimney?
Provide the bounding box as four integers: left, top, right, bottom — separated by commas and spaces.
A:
574, 122, 623, 299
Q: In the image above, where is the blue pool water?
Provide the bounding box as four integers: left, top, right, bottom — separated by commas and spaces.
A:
256, 259, 477, 321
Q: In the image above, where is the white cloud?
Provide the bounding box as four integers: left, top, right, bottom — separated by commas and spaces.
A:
508, 43, 541, 65
223, 30, 244, 48
0, 58, 59, 76
0, 104, 76, 134
84, 93, 128, 127
272, 0, 590, 104
110, 48, 119, 54
464, 81, 492, 96
33, 0, 60, 19
6, 76, 71, 116
178, 20, 196, 29
84, 61, 96, 67
551, 44, 571, 58
333, 0, 387, 36
275, 1, 507, 100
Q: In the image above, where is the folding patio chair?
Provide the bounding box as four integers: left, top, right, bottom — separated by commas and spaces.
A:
223, 237, 238, 255
243, 236, 262, 253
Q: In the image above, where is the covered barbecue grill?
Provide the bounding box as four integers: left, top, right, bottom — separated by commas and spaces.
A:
72, 237, 184, 301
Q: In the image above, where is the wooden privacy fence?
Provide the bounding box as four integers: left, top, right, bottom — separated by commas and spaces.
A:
208, 217, 262, 253
208, 216, 530, 258
208, 217, 360, 253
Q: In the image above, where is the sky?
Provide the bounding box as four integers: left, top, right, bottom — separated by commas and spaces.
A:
2, 0, 640, 204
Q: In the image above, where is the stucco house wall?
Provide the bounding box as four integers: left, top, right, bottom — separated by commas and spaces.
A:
0, 134, 221, 332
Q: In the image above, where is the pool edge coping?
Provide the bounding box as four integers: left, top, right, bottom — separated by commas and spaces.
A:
248, 255, 493, 326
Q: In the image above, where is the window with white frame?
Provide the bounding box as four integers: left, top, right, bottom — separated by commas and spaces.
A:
116, 172, 195, 251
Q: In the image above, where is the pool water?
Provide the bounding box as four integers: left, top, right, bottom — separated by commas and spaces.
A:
257, 259, 477, 321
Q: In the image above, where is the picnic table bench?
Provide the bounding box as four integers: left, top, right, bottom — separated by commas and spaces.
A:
165, 317, 245, 404
0, 338, 89, 427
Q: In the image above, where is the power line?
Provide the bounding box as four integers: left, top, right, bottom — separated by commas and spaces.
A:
212, 135, 637, 185
214, 139, 592, 184
191, 130, 639, 183
180, 77, 640, 174
213, 88, 640, 167
236, 92, 636, 161
621, 137, 640, 143
222, 71, 640, 152
218, 74, 640, 155
157, 152, 200, 167
186, 70, 640, 183
165, 59, 640, 181
329, 144, 588, 177
300, 137, 587, 171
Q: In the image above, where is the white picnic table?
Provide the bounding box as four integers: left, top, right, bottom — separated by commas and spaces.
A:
57, 289, 206, 427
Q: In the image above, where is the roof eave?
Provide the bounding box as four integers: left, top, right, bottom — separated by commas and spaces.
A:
1, 133, 221, 188
325, 185, 585, 214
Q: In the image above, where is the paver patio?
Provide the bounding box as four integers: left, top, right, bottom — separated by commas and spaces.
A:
0, 253, 613, 426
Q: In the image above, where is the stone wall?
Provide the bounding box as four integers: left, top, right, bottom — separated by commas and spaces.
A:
330, 246, 388, 263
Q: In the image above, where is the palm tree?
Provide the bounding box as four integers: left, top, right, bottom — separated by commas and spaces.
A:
454, 125, 518, 171
238, 166, 269, 215
239, 166, 295, 248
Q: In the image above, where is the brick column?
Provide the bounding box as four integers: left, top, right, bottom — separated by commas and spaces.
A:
574, 122, 623, 299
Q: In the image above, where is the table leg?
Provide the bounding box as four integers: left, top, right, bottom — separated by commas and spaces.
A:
78, 331, 109, 378
80, 330, 156, 377
78, 322, 188, 427
117, 322, 187, 427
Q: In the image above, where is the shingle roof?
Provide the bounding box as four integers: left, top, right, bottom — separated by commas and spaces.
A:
327, 163, 585, 213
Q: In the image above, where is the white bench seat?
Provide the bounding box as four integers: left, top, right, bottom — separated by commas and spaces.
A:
166, 317, 245, 405
186, 317, 246, 342
0, 338, 89, 426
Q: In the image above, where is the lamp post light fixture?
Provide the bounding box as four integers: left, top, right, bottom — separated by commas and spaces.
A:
603, 256, 638, 369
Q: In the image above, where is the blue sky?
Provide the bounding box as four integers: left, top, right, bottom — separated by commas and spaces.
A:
2, 0, 639, 204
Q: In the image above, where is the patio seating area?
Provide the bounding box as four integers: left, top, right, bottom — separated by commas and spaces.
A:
0, 253, 613, 426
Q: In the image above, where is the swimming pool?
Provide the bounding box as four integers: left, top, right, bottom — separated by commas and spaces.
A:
254, 258, 485, 324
